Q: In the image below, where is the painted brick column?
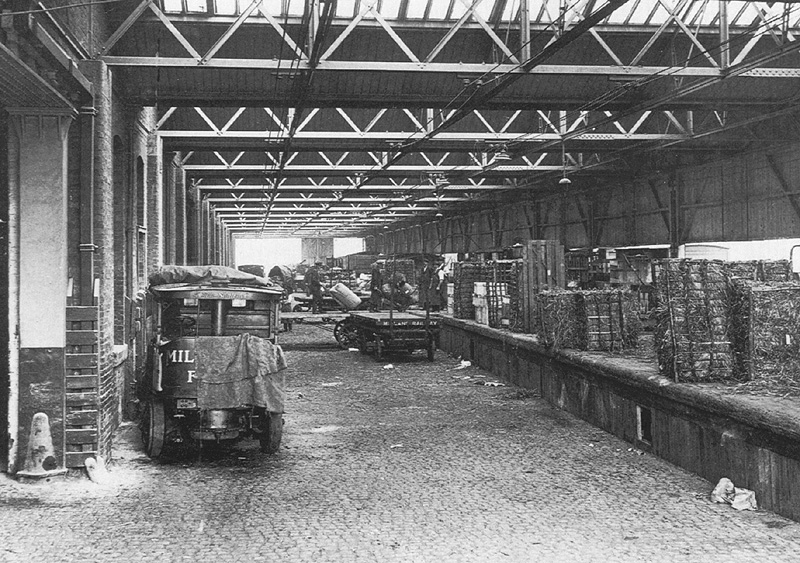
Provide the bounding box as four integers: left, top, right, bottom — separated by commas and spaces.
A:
8, 110, 74, 473
147, 134, 163, 272
175, 166, 186, 265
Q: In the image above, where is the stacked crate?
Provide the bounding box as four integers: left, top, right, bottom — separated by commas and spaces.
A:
473, 282, 489, 325
452, 262, 490, 319
377, 258, 417, 287
485, 282, 508, 328
653, 259, 735, 383
580, 290, 640, 351
446, 283, 455, 315
536, 290, 640, 351
342, 254, 379, 275
326, 269, 356, 290
488, 260, 522, 330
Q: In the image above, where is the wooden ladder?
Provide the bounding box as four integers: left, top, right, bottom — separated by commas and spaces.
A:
65, 306, 100, 467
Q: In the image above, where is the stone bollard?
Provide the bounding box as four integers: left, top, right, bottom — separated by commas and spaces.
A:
16, 412, 67, 483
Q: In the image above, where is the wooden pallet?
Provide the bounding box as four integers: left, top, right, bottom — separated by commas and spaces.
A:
65, 306, 100, 468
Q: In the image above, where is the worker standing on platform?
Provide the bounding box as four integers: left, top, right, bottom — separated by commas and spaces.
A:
419, 259, 436, 311
305, 262, 324, 313
369, 263, 384, 311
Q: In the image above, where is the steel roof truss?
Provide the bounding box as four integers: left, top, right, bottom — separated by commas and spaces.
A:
201, 0, 264, 64
263, 108, 289, 133
99, 0, 155, 57
255, 1, 307, 59
629, 0, 697, 66
149, 2, 202, 60
423, 0, 478, 63
319, 0, 376, 62
156, 106, 177, 130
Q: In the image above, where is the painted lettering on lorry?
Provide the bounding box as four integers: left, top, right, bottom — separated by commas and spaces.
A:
167, 349, 195, 364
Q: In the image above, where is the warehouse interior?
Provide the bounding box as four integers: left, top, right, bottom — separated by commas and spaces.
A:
5, 0, 800, 526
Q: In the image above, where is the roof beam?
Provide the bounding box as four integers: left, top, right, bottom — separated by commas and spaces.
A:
99, 58, 800, 79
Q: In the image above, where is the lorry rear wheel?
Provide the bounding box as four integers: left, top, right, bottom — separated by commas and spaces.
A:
143, 399, 166, 458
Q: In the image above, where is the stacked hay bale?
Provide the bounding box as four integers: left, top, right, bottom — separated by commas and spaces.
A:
725, 260, 792, 282
729, 282, 800, 392
452, 263, 490, 319
507, 261, 524, 332
653, 259, 735, 382
536, 290, 581, 348
536, 289, 640, 351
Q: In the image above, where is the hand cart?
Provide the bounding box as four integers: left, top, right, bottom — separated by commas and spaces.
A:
339, 311, 439, 361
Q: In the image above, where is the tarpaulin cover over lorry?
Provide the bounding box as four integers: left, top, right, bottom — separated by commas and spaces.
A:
149, 265, 277, 288
268, 265, 292, 281
194, 333, 287, 412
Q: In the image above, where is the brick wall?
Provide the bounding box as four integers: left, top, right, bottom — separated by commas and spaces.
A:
42, 0, 110, 57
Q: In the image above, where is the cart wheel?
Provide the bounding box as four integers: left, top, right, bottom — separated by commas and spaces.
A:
260, 412, 283, 454
333, 319, 358, 349
142, 399, 166, 459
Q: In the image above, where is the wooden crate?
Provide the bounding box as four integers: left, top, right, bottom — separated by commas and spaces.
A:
521, 240, 566, 333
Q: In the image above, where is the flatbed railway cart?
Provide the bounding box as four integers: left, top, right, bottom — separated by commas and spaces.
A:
340, 311, 439, 361
140, 265, 287, 458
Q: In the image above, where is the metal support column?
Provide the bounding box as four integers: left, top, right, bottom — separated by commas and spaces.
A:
520, 0, 531, 61
719, 0, 729, 69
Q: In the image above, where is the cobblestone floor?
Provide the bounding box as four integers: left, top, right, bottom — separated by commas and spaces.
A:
2, 326, 800, 562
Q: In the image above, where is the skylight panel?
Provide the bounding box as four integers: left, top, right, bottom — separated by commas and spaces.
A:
474, 1, 493, 20
406, 0, 428, 19
163, 0, 183, 12
382, 0, 403, 18
538, 0, 561, 25
186, 0, 207, 13
731, 1, 762, 27
215, 0, 238, 15
683, 0, 716, 27
337, 0, 357, 17
625, 0, 653, 25
451, 1, 467, 19
286, 0, 304, 16
429, 0, 449, 19
502, 0, 519, 22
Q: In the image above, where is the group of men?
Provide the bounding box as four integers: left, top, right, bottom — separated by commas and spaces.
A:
304, 259, 446, 314
369, 260, 444, 312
